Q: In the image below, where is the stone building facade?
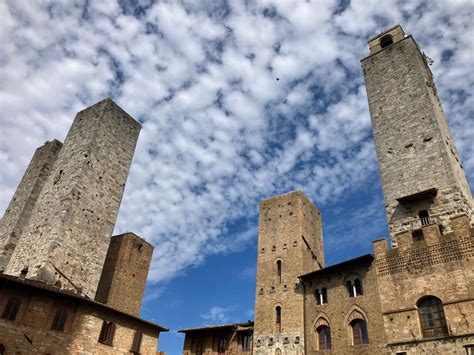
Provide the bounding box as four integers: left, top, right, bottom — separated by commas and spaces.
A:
180, 25, 474, 355
0, 99, 168, 354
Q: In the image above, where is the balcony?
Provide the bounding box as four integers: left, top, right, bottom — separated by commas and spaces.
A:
410, 215, 438, 230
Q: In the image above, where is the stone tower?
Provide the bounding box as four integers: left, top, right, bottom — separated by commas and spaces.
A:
95, 232, 154, 316
0, 140, 62, 272
4, 99, 141, 299
361, 25, 473, 244
253, 191, 323, 355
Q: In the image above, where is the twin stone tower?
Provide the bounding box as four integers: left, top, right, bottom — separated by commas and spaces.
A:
0, 99, 141, 300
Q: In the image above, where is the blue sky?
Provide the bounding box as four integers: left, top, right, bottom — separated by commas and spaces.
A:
0, 1, 473, 354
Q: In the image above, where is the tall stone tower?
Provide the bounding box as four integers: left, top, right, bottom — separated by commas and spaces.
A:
253, 191, 323, 355
4, 99, 141, 299
0, 140, 62, 271
361, 25, 473, 245
95, 232, 154, 316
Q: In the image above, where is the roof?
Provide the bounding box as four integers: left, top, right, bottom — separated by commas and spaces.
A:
179, 321, 254, 333
0, 273, 168, 332
298, 254, 374, 280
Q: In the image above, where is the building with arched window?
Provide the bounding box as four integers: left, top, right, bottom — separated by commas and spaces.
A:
180, 24, 474, 355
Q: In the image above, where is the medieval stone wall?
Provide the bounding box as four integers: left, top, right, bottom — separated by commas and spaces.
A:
253, 191, 323, 355
4, 99, 141, 299
302, 257, 385, 355
0, 281, 160, 354
182, 328, 253, 355
0, 140, 62, 271
361, 27, 473, 239
95, 232, 154, 317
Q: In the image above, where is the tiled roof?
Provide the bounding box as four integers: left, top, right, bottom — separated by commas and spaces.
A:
0, 273, 168, 331
179, 321, 254, 333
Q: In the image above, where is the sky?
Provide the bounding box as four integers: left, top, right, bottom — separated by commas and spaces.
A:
0, 0, 473, 353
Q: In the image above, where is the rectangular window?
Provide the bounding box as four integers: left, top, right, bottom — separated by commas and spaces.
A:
130, 331, 142, 353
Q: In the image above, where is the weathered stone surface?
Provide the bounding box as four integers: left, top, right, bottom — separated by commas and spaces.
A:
362, 25, 473, 240
0, 140, 62, 271
95, 232, 154, 317
4, 98, 141, 299
0, 277, 162, 354
253, 191, 323, 355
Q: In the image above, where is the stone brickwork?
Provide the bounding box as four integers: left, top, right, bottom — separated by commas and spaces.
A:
95, 232, 154, 316
180, 322, 253, 355
0, 140, 62, 271
373, 216, 474, 354
0, 275, 165, 354
5, 99, 141, 299
301, 255, 386, 354
362, 25, 473, 241
253, 191, 323, 355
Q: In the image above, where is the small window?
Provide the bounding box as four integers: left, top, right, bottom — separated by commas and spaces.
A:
380, 34, 393, 48
465, 345, 474, 355
317, 325, 331, 350
1, 297, 21, 321
354, 279, 363, 296
315, 288, 328, 305
51, 308, 68, 331
195, 340, 203, 355
217, 338, 227, 355
419, 210, 430, 226
351, 319, 369, 345
130, 331, 142, 353
0, 344, 5, 355
276, 306, 282, 333
418, 296, 448, 338
277, 260, 282, 283
242, 334, 251, 352
99, 321, 116, 346
346, 278, 363, 297
412, 229, 424, 242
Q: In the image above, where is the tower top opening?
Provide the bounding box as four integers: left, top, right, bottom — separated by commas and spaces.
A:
368, 25, 405, 55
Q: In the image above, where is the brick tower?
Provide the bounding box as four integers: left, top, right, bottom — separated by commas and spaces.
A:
253, 191, 323, 355
95, 232, 154, 316
4, 99, 141, 299
361, 25, 473, 245
0, 140, 62, 271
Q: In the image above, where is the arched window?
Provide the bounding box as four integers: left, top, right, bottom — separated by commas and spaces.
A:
276, 306, 282, 332
317, 325, 331, 350
380, 34, 393, 48
195, 340, 203, 355
130, 331, 142, 354
242, 334, 251, 352
315, 288, 328, 305
351, 319, 369, 345
346, 278, 363, 297
417, 296, 448, 338
354, 279, 363, 296
1, 297, 21, 321
99, 321, 116, 346
51, 308, 68, 331
217, 338, 227, 355
277, 260, 282, 284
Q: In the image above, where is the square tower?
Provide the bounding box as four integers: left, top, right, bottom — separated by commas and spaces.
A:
253, 191, 323, 355
95, 232, 154, 316
0, 140, 62, 271
361, 25, 473, 245
4, 99, 141, 299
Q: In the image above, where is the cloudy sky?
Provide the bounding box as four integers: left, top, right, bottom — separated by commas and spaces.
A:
1, 0, 473, 353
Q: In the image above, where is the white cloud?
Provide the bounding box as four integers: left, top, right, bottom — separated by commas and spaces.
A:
0, 0, 473, 286
201, 306, 235, 324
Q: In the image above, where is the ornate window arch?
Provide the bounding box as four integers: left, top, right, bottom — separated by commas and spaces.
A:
314, 315, 331, 350
417, 296, 448, 338
346, 306, 369, 345
314, 286, 328, 305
